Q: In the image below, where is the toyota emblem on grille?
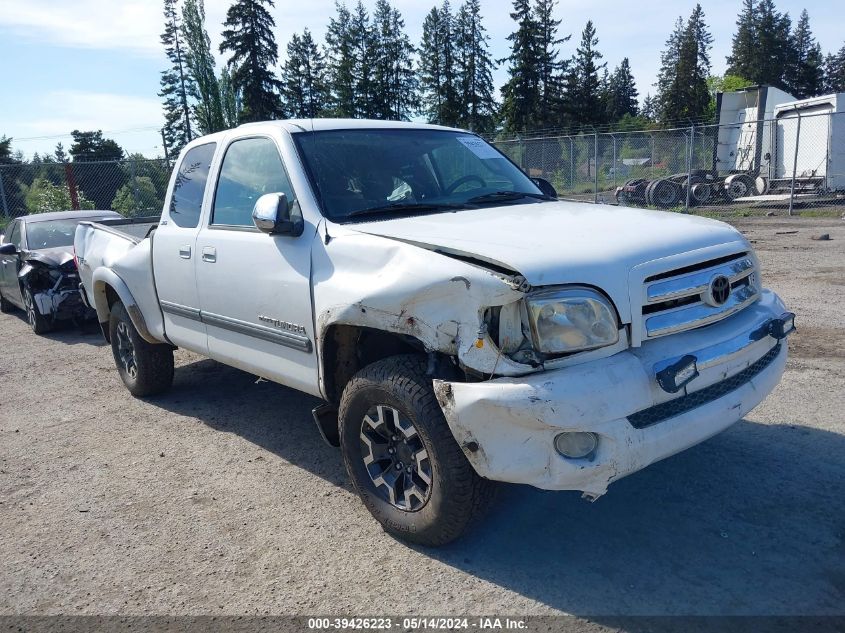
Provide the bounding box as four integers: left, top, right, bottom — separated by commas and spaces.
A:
705, 274, 732, 307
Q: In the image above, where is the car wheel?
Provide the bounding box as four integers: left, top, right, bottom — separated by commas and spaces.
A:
651, 179, 682, 208
109, 300, 174, 397
0, 290, 13, 314
23, 286, 52, 334
338, 354, 496, 546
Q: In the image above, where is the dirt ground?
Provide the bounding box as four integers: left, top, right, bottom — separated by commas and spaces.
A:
0, 215, 843, 621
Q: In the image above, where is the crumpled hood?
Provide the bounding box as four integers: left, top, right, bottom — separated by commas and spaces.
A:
24, 246, 75, 268
352, 201, 749, 322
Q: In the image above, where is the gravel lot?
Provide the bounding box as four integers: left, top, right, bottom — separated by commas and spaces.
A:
0, 215, 843, 620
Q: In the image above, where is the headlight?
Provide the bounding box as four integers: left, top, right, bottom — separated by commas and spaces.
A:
526, 287, 619, 354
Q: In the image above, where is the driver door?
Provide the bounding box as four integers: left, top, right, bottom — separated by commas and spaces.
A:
0, 220, 24, 307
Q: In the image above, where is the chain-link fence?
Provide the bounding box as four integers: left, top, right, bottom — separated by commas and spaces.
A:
493, 109, 845, 215
0, 158, 172, 222
2, 110, 843, 224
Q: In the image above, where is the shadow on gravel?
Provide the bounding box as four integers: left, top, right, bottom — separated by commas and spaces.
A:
5, 309, 106, 346
427, 419, 845, 616
144, 358, 844, 616
148, 358, 342, 482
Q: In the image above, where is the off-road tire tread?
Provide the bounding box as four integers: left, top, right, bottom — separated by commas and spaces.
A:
109, 301, 174, 397
339, 354, 495, 546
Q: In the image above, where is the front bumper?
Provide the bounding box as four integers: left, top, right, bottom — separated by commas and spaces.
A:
34, 287, 94, 321
433, 290, 791, 497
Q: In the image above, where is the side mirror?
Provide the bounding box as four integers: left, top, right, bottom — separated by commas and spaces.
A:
532, 178, 558, 199
252, 192, 304, 237
0, 243, 17, 255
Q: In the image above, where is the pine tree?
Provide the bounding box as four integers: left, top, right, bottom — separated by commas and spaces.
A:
182, 0, 225, 134
159, 0, 194, 157
325, 3, 356, 117
54, 142, 68, 163
370, 0, 417, 120
419, 4, 459, 125
570, 20, 606, 127
280, 29, 330, 118
605, 58, 638, 121
534, 0, 569, 129
349, 1, 376, 118
454, 0, 497, 132
640, 94, 657, 121
220, 0, 282, 123
826, 44, 845, 92
0, 136, 15, 164
786, 10, 824, 98
657, 5, 713, 123
726, 0, 756, 82
500, 0, 541, 133
727, 0, 791, 89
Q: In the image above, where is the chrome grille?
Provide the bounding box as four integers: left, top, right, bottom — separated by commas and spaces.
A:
642, 253, 759, 338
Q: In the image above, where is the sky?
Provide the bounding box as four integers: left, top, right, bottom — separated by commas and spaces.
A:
0, 0, 842, 159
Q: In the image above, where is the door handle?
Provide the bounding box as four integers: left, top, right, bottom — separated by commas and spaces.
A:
202, 246, 217, 263
179, 245, 192, 259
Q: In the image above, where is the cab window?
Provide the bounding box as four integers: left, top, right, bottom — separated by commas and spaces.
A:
170, 142, 216, 228
212, 137, 294, 227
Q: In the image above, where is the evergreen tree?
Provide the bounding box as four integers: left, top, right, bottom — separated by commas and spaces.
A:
54, 142, 68, 163
325, 2, 357, 117
182, 0, 225, 134
727, 0, 791, 90
640, 94, 657, 121
159, 0, 194, 157
605, 58, 638, 121
370, 0, 417, 120
726, 0, 756, 82
419, 3, 460, 126
786, 10, 824, 98
454, 0, 497, 132
69, 131, 126, 210
218, 66, 242, 128
280, 29, 330, 118
825, 44, 845, 92
349, 1, 376, 117
220, 0, 282, 123
534, 0, 569, 129
0, 136, 15, 164
657, 5, 713, 123
570, 20, 606, 127
500, 0, 540, 133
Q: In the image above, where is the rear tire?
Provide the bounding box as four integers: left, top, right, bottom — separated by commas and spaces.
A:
23, 286, 52, 335
338, 354, 495, 546
650, 179, 682, 208
109, 300, 174, 397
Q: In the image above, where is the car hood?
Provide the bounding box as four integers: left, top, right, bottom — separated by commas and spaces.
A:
23, 246, 75, 268
351, 201, 749, 321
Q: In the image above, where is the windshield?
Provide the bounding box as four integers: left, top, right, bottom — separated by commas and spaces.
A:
25, 219, 86, 249
293, 129, 544, 221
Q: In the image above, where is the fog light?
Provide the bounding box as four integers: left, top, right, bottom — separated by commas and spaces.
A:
656, 354, 699, 393
769, 312, 796, 339
554, 432, 598, 459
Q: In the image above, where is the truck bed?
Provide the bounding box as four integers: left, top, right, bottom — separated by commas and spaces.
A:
87, 215, 161, 244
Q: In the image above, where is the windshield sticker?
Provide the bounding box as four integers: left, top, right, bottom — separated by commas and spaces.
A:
457, 136, 502, 159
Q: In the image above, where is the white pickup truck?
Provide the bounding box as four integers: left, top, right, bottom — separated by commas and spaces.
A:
75, 120, 795, 545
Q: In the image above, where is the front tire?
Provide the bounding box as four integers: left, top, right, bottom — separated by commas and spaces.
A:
109, 300, 174, 397
23, 286, 52, 335
339, 355, 495, 546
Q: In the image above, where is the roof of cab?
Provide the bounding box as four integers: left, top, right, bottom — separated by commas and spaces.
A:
19, 210, 121, 223
239, 118, 468, 134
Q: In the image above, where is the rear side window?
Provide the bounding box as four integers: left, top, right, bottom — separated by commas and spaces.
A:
7, 221, 22, 248
212, 137, 294, 227
169, 142, 216, 228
